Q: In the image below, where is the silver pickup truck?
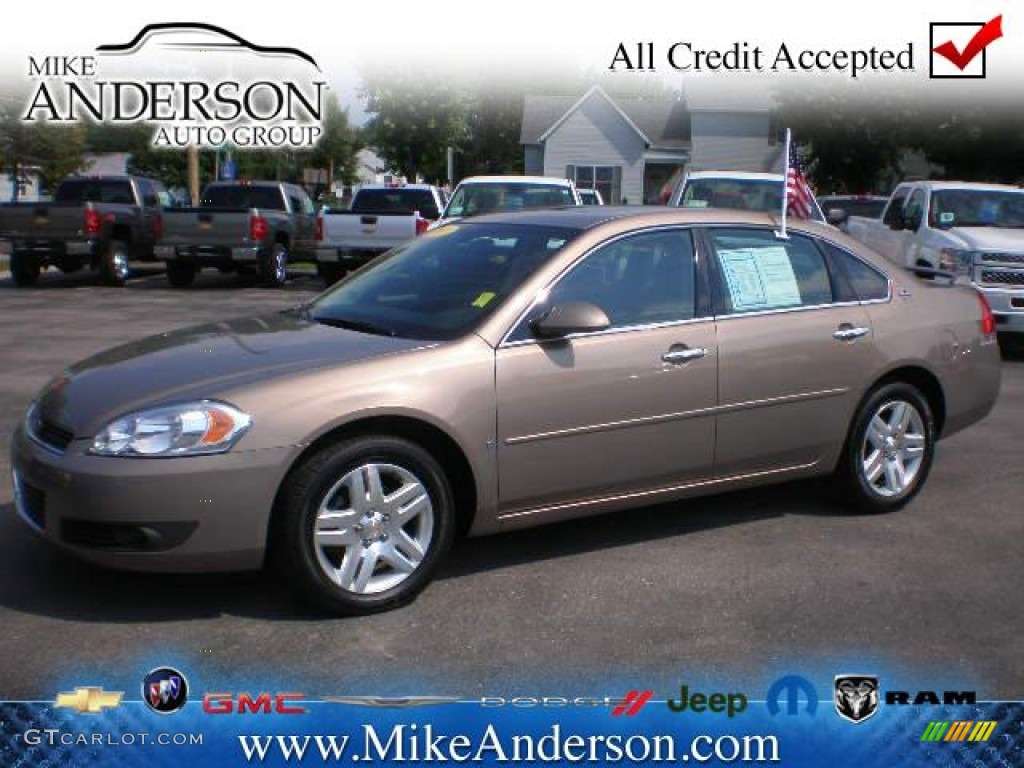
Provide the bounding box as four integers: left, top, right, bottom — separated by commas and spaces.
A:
315, 184, 446, 284
846, 181, 1024, 336
155, 181, 317, 288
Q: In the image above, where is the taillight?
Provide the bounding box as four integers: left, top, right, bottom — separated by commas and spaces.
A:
83, 209, 101, 235
978, 292, 996, 336
250, 214, 269, 241
153, 212, 163, 240
315, 216, 323, 242
415, 216, 430, 236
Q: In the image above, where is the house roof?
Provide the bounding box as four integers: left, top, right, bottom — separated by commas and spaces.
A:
521, 86, 691, 150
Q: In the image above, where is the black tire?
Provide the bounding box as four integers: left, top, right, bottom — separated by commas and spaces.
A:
316, 262, 345, 286
260, 242, 288, 287
833, 382, 936, 513
166, 261, 196, 288
274, 436, 456, 615
10, 252, 41, 287
100, 239, 130, 286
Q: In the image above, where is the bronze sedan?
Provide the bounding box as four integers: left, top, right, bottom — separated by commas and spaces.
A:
11, 208, 1001, 614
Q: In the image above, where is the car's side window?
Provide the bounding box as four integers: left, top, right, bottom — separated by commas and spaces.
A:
508, 229, 697, 342
708, 228, 833, 315
882, 187, 910, 228
824, 243, 890, 302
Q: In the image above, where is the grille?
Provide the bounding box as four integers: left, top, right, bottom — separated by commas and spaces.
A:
980, 270, 1024, 287
979, 252, 1024, 265
14, 474, 45, 530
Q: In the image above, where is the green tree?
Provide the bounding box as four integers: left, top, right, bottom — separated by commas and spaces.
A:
362, 68, 471, 182
308, 94, 360, 185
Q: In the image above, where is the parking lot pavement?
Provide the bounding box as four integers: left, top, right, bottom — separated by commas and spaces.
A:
1, 268, 1022, 701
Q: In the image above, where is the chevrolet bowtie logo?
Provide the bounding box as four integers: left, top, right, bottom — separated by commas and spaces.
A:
55, 687, 124, 714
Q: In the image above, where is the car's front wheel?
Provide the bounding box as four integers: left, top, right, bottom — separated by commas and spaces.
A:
835, 382, 936, 512
275, 436, 455, 614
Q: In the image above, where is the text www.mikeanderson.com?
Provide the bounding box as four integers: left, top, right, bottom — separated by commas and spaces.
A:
238, 724, 780, 763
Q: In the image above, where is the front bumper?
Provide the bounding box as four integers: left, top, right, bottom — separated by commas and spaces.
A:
10, 424, 296, 572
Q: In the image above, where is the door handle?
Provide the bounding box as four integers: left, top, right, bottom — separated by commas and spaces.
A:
662, 346, 708, 364
833, 325, 870, 341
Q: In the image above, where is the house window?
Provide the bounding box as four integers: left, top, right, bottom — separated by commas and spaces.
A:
566, 165, 622, 205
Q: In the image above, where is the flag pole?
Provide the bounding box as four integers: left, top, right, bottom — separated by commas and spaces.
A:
777, 128, 791, 240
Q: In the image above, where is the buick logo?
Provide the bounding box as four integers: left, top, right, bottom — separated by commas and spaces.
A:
834, 675, 879, 724
143, 667, 189, 715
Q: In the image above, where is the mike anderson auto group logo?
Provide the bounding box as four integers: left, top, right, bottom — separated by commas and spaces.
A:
20, 22, 325, 149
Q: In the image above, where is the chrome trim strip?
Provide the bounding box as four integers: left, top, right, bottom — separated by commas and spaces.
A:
497, 461, 819, 520
505, 387, 848, 446
501, 315, 711, 349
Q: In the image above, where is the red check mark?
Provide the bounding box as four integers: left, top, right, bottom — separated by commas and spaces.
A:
933, 15, 1003, 70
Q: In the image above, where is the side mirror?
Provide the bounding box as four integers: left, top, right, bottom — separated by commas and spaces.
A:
826, 207, 848, 227
530, 301, 611, 339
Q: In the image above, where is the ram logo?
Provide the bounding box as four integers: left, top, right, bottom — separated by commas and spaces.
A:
834, 675, 879, 724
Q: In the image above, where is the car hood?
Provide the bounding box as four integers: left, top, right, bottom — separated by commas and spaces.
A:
947, 227, 1024, 251
36, 311, 429, 437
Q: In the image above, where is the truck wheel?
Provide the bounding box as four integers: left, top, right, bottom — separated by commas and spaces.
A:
260, 243, 288, 287
317, 263, 345, 285
10, 252, 41, 287
166, 261, 196, 288
273, 436, 456, 614
100, 240, 130, 286
832, 382, 936, 513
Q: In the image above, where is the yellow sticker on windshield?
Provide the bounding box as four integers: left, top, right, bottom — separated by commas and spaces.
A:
472, 292, 496, 308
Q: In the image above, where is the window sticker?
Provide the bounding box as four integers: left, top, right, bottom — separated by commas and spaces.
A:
718, 247, 801, 311
472, 291, 497, 308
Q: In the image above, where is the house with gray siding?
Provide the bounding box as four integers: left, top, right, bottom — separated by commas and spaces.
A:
521, 83, 783, 204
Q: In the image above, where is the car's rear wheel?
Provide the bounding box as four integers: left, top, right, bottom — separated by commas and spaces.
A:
834, 382, 935, 512
166, 261, 196, 288
100, 239, 130, 286
275, 436, 455, 614
10, 251, 41, 287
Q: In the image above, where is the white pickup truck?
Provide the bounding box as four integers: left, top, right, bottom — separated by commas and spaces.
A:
315, 183, 446, 283
846, 181, 1024, 335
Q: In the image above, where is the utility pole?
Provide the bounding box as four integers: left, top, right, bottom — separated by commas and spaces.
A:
187, 145, 200, 205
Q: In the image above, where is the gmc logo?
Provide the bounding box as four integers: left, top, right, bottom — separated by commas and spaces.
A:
203, 693, 307, 714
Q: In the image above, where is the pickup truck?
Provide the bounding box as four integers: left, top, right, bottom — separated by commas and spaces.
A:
0, 175, 167, 286
435, 175, 581, 227
314, 184, 446, 284
846, 181, 1024, 335
155, 181, 317, 288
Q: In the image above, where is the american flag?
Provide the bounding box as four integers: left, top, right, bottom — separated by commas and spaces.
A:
786, 140, 814, 219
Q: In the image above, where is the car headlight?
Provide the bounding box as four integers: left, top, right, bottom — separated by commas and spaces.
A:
91, 401, 252, 457
938, 248, 976, 275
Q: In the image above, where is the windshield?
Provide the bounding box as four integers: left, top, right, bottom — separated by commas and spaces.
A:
929, 189, 1024, 228
307, 222, 580, 340
352, 189, 441, 219
200, 185, 286, 210
681, 178, 824, 221
55, 179, 135, 205
445, 183, 576, 219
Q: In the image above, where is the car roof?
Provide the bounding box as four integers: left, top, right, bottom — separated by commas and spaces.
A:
456, 175, 573, 186
686, 171, 784, 181
907, 181, 1024, 192
446, 204, 834, 232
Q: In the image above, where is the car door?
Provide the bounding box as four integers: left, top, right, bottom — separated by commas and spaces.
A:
871, 185, 913, 264
704, 226, 881, 477
287, 187, 317, 258
495, 227, 718, 515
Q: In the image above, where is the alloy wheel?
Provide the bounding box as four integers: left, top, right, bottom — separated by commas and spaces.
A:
859, 399, 927, 497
